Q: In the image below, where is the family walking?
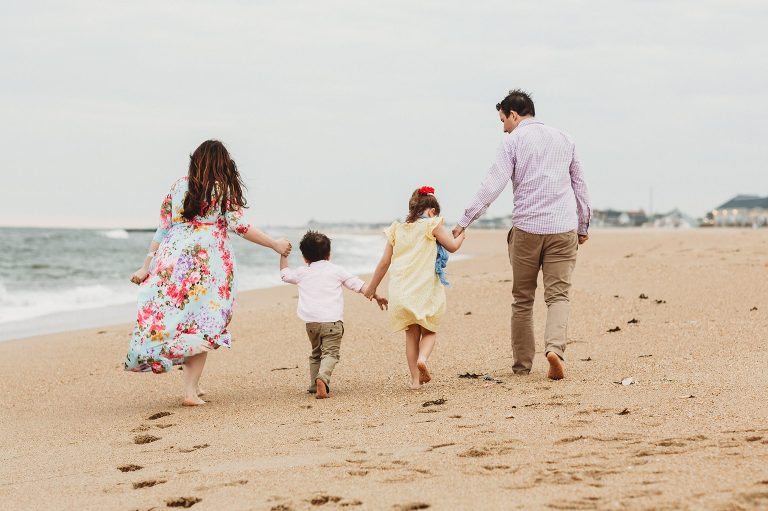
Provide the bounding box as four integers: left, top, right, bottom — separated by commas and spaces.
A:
124, 89, 591, 405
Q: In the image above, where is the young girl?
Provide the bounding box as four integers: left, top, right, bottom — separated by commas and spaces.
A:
364, 187, 465, 389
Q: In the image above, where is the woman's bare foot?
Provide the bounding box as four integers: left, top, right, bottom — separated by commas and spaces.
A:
315, 378, 329, 399
546, 352, 565, 380
417, 359, 431, 384
182, 396, 206, 406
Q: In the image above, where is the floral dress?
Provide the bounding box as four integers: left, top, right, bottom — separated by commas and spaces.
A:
384, 216, 446, 333
124, 177, 251, 373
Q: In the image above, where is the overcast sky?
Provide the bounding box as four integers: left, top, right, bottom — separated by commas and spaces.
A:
1, 1, 766, 229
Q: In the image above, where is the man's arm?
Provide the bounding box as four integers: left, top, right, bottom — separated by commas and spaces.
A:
569, 146, 591, 241
456, 140, 515, 234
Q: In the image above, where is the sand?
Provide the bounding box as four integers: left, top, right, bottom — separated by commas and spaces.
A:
1, 229, 767, 510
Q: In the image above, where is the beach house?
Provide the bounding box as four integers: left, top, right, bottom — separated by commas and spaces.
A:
710, 195, 768, 227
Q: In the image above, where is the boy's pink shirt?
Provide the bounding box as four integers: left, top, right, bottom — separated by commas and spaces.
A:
280, 260, 365, 323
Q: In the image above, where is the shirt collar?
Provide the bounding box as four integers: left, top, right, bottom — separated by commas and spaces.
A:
517, 118, 542, 129
309, 260, 330, 267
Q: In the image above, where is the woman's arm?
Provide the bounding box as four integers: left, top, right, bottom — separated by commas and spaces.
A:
434, 224, 465, 253
363, 242, 393, 299
130, 240, 160, 284
243, 227, 292, 256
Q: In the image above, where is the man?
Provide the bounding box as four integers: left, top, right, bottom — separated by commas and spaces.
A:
452, 89, 591, 380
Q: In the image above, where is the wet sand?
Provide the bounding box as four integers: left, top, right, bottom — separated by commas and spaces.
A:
1, 229, 767, 510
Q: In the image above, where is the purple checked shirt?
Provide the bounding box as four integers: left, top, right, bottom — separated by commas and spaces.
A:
458, 118, 591, 235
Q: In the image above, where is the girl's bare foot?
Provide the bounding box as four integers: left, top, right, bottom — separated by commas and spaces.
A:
182, 396, 206, 406
409, 380, 422, 390
196, 387, 206, 397
417, 359, 431, 384
316, 378, 329, 399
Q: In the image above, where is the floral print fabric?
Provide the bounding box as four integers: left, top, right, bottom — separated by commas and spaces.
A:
124, 177, 251, 373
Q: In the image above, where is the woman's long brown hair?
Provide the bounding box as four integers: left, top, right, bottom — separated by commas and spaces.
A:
182, 140, 247, 220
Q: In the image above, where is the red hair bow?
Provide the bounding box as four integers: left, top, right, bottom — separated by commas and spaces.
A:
418, 186, 435, 195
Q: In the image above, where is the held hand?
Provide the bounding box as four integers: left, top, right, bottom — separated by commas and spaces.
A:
452, 226, 465, 239
373, 294, 389, 311
578, 234, 589, 245
362, 284, 376, 300
130, 268, 149, 285
273, 239, 292, 257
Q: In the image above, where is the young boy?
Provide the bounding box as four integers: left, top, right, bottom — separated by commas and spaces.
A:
280, 231, 387, 399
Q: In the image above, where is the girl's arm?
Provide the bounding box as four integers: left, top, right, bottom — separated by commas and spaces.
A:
363, 242, 393, 299
434, 223, 465, 253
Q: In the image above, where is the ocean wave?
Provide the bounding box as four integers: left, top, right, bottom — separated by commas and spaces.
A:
101, 229, 130, 239
0, 283, 136, 324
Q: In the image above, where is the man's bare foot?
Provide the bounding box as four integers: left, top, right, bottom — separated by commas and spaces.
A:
547, 352, 565, 380
316, 378, 329, 399
417, 359, 431, 384
182, 396, 206, 406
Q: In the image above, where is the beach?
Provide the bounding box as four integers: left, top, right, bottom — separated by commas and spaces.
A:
1, 229, 767, 510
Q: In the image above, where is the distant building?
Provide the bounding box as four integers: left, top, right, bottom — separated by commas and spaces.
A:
648, 209, 697, 229
591, 209, 648, 227
710, 195, 768, 227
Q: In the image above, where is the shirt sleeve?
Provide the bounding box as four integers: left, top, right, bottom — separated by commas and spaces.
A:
225, 206, 252, 238
383, 222, 397, 246
280, 266, 303, 285
458, 139, 515, 228
337, 266, 365, 293
151, 186, 174, 244
425, 216, 444, 240
569, 146, 592, 235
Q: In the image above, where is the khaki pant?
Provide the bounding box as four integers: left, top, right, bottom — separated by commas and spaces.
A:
507, 228, 578, 374
306, 321, 344, 392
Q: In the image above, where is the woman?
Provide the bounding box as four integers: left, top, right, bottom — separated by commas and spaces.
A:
125, 140, 291, 406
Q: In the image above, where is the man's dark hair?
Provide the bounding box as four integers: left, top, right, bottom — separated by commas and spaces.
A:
496, 89, 535, 117
300, 230, 331, 262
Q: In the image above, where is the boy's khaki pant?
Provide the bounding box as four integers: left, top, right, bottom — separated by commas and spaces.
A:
507, 228, 578, 374
306, 321, 344, 392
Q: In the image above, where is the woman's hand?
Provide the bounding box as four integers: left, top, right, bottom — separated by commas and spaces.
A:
130, 268, 149, 285
272, 239, 292, 257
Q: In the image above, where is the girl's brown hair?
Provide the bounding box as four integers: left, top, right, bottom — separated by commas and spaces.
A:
182, 140, 247, 220
406, 187, 441, 223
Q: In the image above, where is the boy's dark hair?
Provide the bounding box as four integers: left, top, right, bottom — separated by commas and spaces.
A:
300, 230, 331, 262
496, 89, 535, 117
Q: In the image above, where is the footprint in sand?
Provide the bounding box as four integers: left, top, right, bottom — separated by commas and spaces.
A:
132, 479, 166, 489
178, 443, 210, 453
117, 464, 143, 472
394, 504, 430, 511
148, 411, 173, 420
166, 496, 202, 508
133, 434, 161, 445
309, 495, 342, 506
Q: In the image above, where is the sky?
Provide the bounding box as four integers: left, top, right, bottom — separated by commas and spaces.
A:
1, 0, 766, 229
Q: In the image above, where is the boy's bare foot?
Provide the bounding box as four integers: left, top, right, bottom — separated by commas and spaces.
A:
417, 359, 431, 384
546, 352, 565, 380
182, 396, 206, 406
316, 378, 329, 399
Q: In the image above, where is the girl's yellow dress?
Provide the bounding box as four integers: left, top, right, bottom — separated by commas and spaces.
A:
384, 216, 446, 332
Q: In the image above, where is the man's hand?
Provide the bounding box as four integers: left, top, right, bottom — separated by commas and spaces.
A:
578, 234, 589, 245
452, 225, 465, 238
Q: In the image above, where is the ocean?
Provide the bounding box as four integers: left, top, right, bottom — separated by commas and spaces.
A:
0, 227, 386, 341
